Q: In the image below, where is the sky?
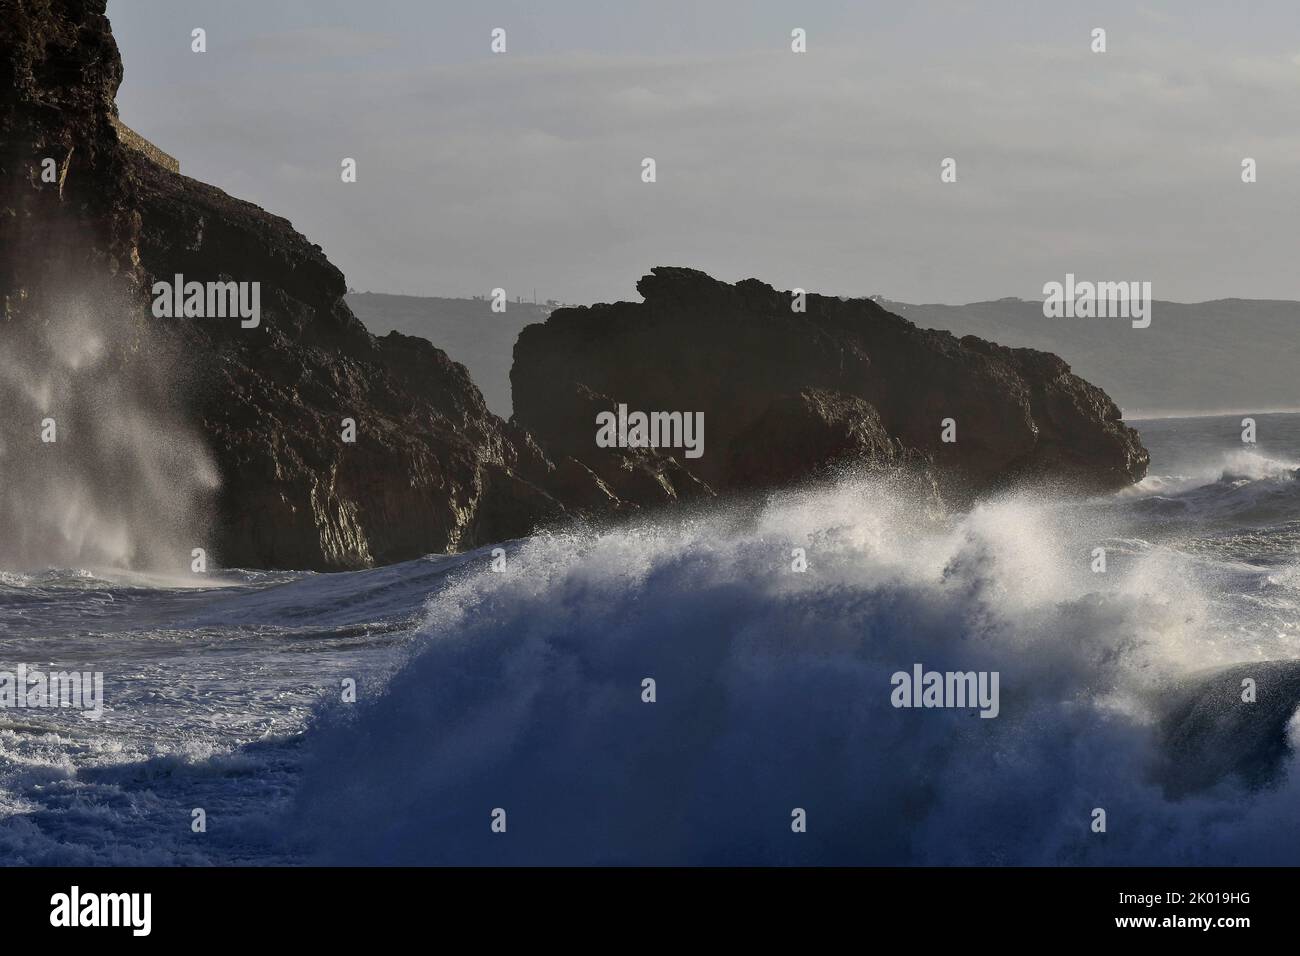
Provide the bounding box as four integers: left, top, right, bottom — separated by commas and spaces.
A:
106, 0, 1300, 305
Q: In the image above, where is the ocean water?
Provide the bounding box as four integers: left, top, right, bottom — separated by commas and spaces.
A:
1, 413, 1298, 865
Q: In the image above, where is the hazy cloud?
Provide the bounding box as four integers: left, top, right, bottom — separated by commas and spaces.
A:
244, 26, 401, 61
109, 0, 1300, 304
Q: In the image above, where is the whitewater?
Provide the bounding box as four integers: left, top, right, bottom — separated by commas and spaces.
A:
1, 412, 1298, 865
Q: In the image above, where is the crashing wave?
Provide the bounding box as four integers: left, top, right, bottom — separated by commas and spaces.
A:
287, 475, 1300, 865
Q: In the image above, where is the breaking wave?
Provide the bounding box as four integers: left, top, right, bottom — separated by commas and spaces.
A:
3, 423, 1297, 866
289, 470, 1300, 865
1123, 450, 1300, 529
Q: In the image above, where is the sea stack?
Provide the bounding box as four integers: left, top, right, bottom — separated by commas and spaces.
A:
512, 267, 1149, 504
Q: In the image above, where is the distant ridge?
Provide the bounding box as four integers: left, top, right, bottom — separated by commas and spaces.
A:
350, 291, 1300, 421
881, 298, 1300, 419
345, 292, 553, 417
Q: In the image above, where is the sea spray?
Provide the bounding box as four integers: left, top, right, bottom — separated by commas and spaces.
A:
0, 279, 218, 572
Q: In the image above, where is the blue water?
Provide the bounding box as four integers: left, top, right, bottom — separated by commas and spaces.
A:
1, 413, 1297, 865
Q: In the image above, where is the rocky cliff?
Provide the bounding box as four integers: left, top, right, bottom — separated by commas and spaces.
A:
513, 268, 1149, 504
2, 0, 596, 571
128, 156, 589, 569
2, 1, 1148, 573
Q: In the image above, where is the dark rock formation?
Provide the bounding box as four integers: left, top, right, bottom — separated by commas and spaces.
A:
344, 292, 552, 418
1, 0, 594, 571
513, 267, 1149, 504
1, 0, 136, 295
129, 157, 585, 569
4, 2, 1147, 573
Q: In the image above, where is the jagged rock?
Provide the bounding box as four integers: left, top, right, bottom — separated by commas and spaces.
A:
129, 156, 579, 569
513, 267, 1149, 503
529, 381, 714, 508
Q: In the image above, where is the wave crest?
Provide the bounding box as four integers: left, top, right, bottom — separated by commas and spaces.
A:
289, 477, 1300, 865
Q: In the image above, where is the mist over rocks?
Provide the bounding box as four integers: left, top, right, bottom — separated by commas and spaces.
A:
512, 267, 1150, 505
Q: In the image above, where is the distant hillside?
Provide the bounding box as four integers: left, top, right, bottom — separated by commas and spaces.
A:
880, 298, 1300, 418
345, 293, 555, 416
348, 291, 1300, 421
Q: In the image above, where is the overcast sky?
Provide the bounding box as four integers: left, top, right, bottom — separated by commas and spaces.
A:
107, 0, 1300, 305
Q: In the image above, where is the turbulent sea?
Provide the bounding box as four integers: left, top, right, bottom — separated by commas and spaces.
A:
2, 412, 1299, 865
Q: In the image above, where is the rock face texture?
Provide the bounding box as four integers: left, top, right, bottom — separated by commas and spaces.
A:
1, 0, 136, 316
129, 158, 582, 569
3, 2, 1148, 572
513, 268, 1149, 504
